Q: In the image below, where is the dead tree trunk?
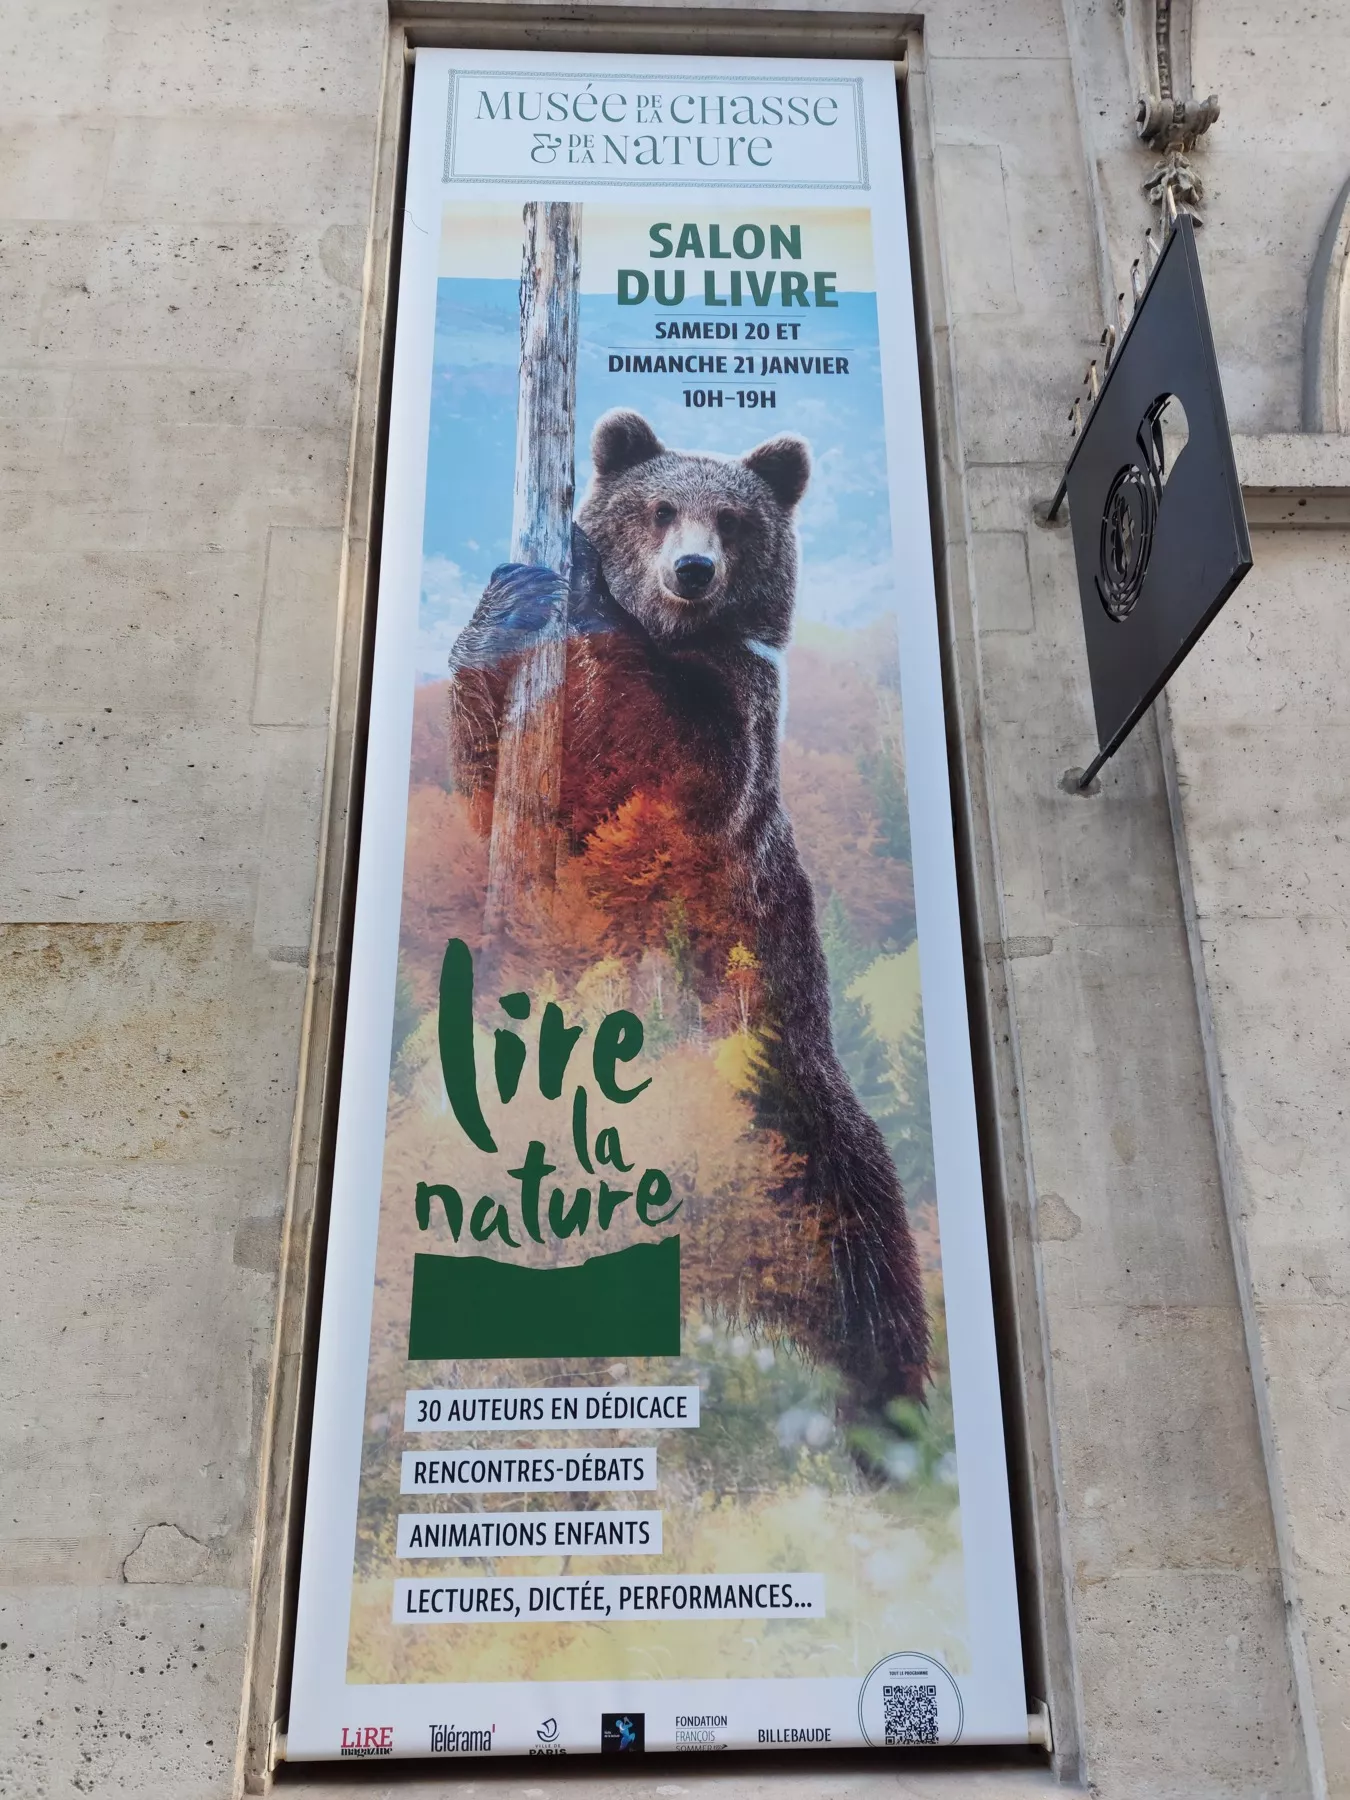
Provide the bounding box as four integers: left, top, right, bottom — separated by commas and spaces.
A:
483, 201, 582, 938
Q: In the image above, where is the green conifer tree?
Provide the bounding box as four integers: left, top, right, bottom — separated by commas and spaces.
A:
890, 1004, 936, 1198
818, 892, 907, 1152
390, 956, 419, 1068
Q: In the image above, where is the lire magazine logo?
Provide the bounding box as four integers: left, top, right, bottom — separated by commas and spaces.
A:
601, 1712, 644, 1753
339, 1726, 393, 1758
531, 1716, 566, 1756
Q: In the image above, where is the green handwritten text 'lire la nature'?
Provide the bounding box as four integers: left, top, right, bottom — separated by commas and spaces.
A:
416, 938, 680, 1249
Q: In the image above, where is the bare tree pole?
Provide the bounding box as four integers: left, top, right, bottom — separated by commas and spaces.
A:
483, 201, 582, 937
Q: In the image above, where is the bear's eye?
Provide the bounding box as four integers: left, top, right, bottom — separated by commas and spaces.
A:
653, 501, 676, 527
717, 509, 740, 539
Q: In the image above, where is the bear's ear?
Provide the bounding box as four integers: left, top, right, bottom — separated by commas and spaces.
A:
743, 435, 811, 511
591, 410, 663, 477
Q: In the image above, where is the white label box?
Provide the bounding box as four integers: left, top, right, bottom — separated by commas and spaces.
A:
404, 1385, 700, 1431
444, 70, 867, 189
394, 1572, 825, 1623
397, 1508, 662, 1557
400, 1447, 657, 1494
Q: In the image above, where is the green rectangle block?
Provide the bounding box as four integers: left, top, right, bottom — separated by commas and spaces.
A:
408, 1237, 681, 1361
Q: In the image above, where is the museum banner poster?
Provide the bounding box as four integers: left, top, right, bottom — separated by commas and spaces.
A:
287, 48, 1027, 1759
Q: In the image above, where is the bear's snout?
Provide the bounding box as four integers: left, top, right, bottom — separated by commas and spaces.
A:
673, 553, 717, 598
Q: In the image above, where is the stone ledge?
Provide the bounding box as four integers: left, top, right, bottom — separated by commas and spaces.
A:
1233, 434, 1350, 526
261, 1762, 1061, 1798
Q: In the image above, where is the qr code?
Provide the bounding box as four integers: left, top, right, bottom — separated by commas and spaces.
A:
883, 1682, 938, 1745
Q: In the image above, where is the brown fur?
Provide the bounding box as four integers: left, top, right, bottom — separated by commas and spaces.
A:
449, 409, 930, 1403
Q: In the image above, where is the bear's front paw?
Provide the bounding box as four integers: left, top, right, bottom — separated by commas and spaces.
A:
450, 563, 563, 671
484, 562, 563, 632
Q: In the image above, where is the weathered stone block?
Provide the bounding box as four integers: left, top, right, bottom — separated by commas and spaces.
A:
971, 529, 1035, 632
252, 528, 342, 728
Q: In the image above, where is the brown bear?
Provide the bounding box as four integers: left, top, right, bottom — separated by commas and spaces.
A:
448, 408, 929, 1404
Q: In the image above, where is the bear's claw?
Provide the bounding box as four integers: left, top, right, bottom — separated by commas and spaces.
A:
450, 563, 563, 671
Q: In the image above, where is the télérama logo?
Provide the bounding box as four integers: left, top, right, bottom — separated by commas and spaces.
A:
429, 1721, 494, 1754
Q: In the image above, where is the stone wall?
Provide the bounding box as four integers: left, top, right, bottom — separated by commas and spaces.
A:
1166, 506, 1350, 1798
923, 5, 1307, 1785
0, 4, 385, 1792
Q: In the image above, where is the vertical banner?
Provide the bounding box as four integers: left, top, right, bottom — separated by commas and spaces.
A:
287, 50, 1026, 1759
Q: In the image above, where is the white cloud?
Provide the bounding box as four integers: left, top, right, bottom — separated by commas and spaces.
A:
418, 556, 482, 678
795, 552, 897, 628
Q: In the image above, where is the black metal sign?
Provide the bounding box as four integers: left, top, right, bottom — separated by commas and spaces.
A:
1055, 214, 1251, 784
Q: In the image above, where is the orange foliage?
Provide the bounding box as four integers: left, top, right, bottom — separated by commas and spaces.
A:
410, 680, 451, 790
398, 785, 489, 1006
780, 743, 914, 947
784, 644, 883, 758
492, 864, 612, 997
565, 789, 739, 979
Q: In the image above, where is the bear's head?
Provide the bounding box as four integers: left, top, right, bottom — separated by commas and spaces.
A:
577, 409, 810, 647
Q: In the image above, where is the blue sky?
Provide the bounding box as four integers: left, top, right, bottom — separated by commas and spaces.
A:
419, 278, 897, 678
